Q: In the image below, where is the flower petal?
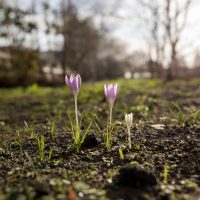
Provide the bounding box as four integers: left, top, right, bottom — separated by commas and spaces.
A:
104, 84, 108, 97
114, 84, 119, 96
65, 75, 69, 86
76, 74, 81, 89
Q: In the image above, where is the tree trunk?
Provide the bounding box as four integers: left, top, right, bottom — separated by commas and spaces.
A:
61, 37, 67, 78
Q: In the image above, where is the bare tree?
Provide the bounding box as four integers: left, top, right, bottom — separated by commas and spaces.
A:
136, 1, 165, 65
80, 0, 123, 35
51, 0, 102, 80
0, 0, 39, 86
136, 0, 193, 79
193, 51, 200, 67
164, 0, 193, 79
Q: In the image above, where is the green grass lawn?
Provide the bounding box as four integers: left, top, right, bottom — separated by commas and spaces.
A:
0, 78, 200, 200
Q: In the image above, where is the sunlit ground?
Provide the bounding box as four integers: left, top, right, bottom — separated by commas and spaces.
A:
0, 78, 200, 199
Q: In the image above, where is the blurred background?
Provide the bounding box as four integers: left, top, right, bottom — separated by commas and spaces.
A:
0, 0, 200, 86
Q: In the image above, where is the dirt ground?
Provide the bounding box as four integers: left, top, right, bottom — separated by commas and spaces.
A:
0, 79, 200, 200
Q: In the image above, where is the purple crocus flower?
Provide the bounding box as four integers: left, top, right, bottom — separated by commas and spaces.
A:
65, 74, 81, 96
104, 84, 119, 124
104, 84, 119, 104
65, 74, 81, 131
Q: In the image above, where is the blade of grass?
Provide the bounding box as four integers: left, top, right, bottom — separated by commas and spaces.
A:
79, 121, 93, 148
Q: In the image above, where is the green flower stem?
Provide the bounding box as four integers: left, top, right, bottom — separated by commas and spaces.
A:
109, 102, 113, 125
128, 127, 131, 149
74, 95, 78, 132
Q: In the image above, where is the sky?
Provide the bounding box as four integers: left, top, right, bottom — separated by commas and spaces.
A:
16, 0, 200, 65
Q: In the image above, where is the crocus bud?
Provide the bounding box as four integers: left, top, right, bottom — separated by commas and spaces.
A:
125, 113, 133, 149
104, 84, 119, 105
65, 74, 81, 96
125, 113, 133, 128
